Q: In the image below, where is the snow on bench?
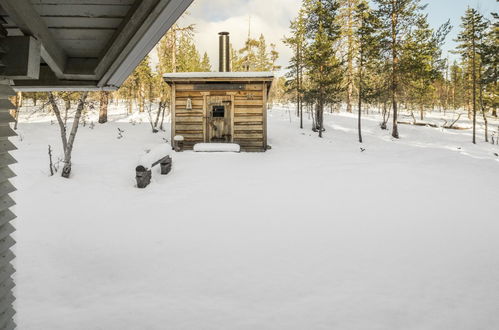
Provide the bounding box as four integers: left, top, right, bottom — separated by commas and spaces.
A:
193, 143, 241, 153
136, 144, 172, 188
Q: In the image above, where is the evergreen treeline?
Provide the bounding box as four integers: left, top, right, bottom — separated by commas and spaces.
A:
284, 0, 498, 143
15, 1, 498, 145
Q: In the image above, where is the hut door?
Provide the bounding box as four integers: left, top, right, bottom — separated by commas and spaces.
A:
206, 96, 232, 143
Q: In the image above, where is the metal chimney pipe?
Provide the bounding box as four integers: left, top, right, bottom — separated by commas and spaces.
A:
218, 32, 230, 72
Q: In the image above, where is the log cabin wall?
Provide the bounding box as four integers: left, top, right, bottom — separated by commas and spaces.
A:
169, 79, 272, 152
173, 85, 205, 149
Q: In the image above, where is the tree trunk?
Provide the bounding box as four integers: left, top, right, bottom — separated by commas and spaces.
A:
63, 99, 70, 127
358, 54, 363, 144
160, 103, 167, 131
154, 102, 163, 130
296, 43, 300, 118
48, 93, 68, 153
471, 21, 477, 144
99, 91, 109, 124
14, 91, 22, 130
391, 9, 399, 139
62, 92, 88, 178
346, 1, 354, 113
318, 88, 324, 138
479, 63, 488, 142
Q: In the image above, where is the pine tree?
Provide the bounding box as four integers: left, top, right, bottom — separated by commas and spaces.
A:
239, 37, 259, 71
200, 52, 212, 72
455, 7, 488, 144
338, 0, 361, 113
284, 7, 306, 128
256, 34, 270, 71
374, 0, 426, 138
230, 43, 244, 72
177, 33, 203, 72
354, 0, 380, 143
449, 61, 466, 110
304, 0, 344, 138
402, 15, 450, 120
482, 11, 498, 118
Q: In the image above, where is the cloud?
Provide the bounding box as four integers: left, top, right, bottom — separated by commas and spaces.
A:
176, 0, 301, 74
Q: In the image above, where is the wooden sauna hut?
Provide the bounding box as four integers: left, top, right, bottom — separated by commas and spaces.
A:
164, 32, 274, 152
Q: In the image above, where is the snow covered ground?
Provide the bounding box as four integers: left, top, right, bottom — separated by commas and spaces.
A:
11, 104, 499, 329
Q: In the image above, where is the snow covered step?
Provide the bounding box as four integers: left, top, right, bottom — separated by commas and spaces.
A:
193, 143, 241, 153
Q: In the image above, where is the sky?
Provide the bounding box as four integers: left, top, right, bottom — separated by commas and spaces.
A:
173, 0, 498, 73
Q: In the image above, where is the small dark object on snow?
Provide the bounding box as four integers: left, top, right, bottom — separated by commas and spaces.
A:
360, 148, 366, 152
457, 147, 462, 150
117, 128, 125, 139
160, 156, 172, 175
494, 153, 498, 157
136, 166, 152, 189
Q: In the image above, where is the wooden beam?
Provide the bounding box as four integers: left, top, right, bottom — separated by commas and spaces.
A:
1, 0, 67, 78
1, 37, 41, 79
95, 0, 157, 84
98, 0, 194, 88
12, 66, 112, 92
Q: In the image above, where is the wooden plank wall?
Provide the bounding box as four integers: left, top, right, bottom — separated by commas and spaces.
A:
173, 82, 268, 152
233, 83, 265, 152
174, 85, 204, 149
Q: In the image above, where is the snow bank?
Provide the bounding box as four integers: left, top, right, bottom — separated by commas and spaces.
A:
13, 108, 499, 330
137, 144, 171, 169
193, 143, 240, 153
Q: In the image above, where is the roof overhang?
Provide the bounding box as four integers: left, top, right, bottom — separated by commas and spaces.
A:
0, 0, 193, 92
163, 72, 275, 84
163, 72, 275, 96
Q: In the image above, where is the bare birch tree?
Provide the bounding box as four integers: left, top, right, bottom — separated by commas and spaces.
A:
48, 92, 89, 178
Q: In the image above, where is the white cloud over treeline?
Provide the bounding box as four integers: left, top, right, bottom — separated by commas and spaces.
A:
176, 0, 301, 73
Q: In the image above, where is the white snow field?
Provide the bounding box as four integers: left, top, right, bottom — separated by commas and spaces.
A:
11, 104, 499, 329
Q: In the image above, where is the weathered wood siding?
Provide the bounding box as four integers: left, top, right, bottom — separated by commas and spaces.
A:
174, 86, 204, 149
172, 81, 270, 152
233, 84, 265, 152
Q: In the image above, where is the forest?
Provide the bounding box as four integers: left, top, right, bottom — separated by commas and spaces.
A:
8, 0, 499, 177
8, 1, 499, 329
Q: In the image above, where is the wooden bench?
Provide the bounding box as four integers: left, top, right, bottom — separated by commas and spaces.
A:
135, 145, 172, 188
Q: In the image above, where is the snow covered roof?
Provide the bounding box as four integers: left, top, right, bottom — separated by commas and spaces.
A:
163, 72, 275, 81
